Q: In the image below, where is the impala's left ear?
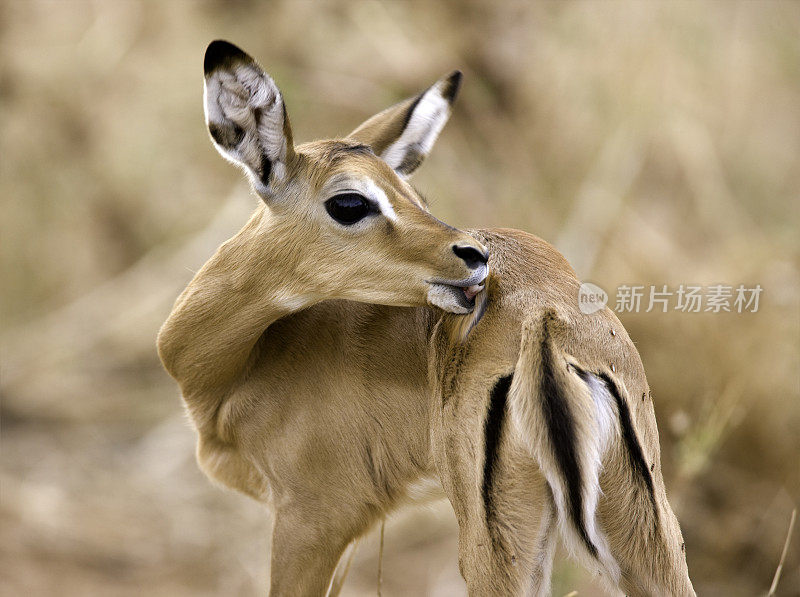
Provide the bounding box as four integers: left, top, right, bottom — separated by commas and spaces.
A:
348, 70, 462, 179
203, 40, 295, 199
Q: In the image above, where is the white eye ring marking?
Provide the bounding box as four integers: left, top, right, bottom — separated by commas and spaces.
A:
363, 178, 397, 222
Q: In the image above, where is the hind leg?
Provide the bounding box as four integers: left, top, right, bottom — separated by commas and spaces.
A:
594, 461, 695, 597
457, 469, 558, 597
432, 375, 558, 596
441, 427, 558, 596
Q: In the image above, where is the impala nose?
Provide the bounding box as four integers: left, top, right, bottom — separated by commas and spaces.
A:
452, 244, 489, 270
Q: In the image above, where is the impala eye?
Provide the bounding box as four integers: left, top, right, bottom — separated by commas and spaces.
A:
325, 193, 374, 225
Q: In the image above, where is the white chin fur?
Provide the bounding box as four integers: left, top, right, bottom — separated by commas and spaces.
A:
427, 284, 472, 314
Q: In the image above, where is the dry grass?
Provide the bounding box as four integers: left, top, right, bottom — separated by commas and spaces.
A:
2, 1, 798, 595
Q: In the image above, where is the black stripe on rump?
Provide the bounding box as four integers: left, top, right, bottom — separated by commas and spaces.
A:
482, 374, 512, 526
571, 364, 592, 386
598, 373, 658, 515
539, 328, 599, 558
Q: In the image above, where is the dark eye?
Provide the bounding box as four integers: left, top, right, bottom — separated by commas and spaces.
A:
325, 193, 373, 225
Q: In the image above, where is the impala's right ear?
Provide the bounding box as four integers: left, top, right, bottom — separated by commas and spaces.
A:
348, 70, 462, 179
203, 40, 294, 198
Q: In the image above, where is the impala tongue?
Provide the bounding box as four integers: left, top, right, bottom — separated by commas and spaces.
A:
462, 284, 484, 301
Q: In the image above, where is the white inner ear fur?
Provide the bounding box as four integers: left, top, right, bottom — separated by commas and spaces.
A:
203, 63, 289, 192
380, 82, 452, 178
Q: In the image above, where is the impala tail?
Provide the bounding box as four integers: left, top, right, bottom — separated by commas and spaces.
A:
508, 309, 695, 596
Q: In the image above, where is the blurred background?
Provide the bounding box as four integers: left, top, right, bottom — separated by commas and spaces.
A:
1, 1, 798, 595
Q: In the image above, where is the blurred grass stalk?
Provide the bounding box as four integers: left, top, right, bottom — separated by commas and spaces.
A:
768, 509, 796, 596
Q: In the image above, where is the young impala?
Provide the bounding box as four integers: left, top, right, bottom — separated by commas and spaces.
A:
157, 40, 695, 596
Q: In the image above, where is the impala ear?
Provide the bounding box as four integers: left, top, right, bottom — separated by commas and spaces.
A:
203, 40, 295, 199
348, 70, 462, 179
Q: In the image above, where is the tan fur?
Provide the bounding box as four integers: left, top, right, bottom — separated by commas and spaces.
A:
348, 94, 419, 156
158, 41, 694, 596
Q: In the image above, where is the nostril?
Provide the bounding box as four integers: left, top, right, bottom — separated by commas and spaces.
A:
452, 244, 489, 269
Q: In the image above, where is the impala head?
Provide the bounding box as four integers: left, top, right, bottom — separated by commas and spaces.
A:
203, 40, 488, 315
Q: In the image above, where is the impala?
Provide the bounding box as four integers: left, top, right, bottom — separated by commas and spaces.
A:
157, 40, 695, 596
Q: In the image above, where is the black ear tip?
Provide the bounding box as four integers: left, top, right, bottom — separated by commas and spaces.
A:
441, 70, 463, 103
204, 39, 250, 75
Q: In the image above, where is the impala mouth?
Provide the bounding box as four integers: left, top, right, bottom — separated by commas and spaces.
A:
462, 283, 484, 301
426, 267, 488, 314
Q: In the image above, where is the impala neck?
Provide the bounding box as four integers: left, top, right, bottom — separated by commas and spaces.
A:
157, 207, 318, 422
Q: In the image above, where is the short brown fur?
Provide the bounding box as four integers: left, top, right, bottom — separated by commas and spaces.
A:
158, 41, 694, 596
